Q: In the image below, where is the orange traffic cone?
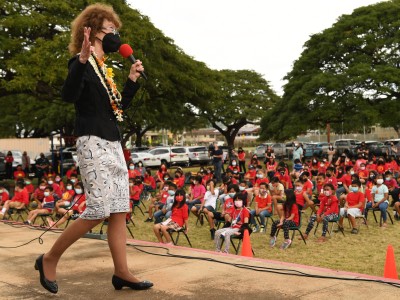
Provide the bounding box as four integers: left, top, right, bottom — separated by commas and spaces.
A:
241, 229, 253, 257
384, 245, 398, 279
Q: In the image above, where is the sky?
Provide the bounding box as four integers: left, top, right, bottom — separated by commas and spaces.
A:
127, 0, 385, 95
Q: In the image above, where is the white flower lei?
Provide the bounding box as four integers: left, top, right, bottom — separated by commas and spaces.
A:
88, 54, 124, 122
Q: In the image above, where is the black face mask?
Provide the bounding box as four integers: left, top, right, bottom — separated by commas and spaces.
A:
101, 32, 121, 53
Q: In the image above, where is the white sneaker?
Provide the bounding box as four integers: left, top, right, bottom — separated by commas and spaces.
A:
280, 239, 292, 250
269, 236, 276, 247
260, 226, 265, 233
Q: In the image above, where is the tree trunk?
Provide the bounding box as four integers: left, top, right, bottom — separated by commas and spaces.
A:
393, 125, 400, 138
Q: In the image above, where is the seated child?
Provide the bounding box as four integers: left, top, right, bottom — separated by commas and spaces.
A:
25, 186, 55, 225
338, 180, 365, 234
250, 182, 272, 233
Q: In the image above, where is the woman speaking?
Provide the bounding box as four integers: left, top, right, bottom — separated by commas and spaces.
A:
34, 3, 153, 294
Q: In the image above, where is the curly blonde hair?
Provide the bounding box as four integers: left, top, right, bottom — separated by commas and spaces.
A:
68, 3, 122, 55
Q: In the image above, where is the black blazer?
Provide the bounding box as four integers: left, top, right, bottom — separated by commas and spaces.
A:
61, 56, 140, 141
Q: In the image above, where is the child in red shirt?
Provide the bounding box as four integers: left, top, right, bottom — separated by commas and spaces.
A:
153, 189, 189, 244
269, 189, 299, 250
250, 182, 272, 233
303, 183, 339, 242
0, 182, 29, 219
214, 193, 250, 253
0, 185, 9, 206
338, 180, 365, 233
129, 178, 142, 205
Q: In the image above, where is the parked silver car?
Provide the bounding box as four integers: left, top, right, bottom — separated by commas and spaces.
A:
148, 146, 189, 167
185, 146, 211, 166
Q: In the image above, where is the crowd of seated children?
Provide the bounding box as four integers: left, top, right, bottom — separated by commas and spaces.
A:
214, 193, 249, 253
0, 181, 29, 219
153, 189, 188, 245
24, 186, 55, 225
269, 189, 300, 249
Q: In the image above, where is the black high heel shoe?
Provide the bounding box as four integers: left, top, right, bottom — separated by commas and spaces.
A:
112, 275, 153, 290
34, 254, 58, 294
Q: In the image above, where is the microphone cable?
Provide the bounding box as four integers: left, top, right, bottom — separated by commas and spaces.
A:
127, 243, 400, 289
0, 194, 84, 249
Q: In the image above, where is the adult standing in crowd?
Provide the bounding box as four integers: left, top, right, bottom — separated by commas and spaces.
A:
22, 151, 31, 174
292, 142, 303, 163
5, 151, 13, 179
35, 153, 50, 180
34, 3, 152, 294
211, 143, 223, 183
327, 143, 335, 163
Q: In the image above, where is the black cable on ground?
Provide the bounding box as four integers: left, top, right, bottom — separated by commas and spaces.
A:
127, 243, 400, 289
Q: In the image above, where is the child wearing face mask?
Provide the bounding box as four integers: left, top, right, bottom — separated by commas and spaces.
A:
364, 174, 389, 227
338, 180, 365, 234
250, 182, 272, 233
269, 189, 299, 249
0, 184, 10, 208
129, 178, 142, 206
25, 186, 55, 225
214, 193, 249, 254
294, 180, 315, 213
384, 171, 399, 208
228, 159, 240, 173
54, 180, 76, 215
303, 183, 339, 242
31, 180, 48, 207
153, 189, 188, 245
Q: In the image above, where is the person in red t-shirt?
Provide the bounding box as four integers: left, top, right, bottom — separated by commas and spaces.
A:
303, 183, 339, 242
145, 184, 169, 222
13, 165, 26, 181
275, 167, 290, 190
269, 189, 299, 250
265, 157, 278, 181
153, 189, 188, 244
0, 181, 29, 219
55, 175, 65, 193
173, 170, 185, 189
143, 169, 156, 192
336, 166, 352, 200
294, 180, 315, 213
25, 186, 55, 225
65, 165, 78, 179
237, 147, 246, 173
324, 167, 338, 190
244, 165, 257, 186
338, 180, 365, 233
128, 161, 141, 179
357, 163, 368, 184
214, 193, 249, 253
24, 178, 35, 195
47, 175, 62, 199
375, 158, 387, 174
0, 185, 10, 207
54, 181, 76, 215
129, 178, 142, 205
250, 182, 272, 233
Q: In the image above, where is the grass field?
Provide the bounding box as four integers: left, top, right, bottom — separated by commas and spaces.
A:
4, 161, 400, 278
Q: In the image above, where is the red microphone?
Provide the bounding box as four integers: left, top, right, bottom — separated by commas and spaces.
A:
119, 44, 147, 80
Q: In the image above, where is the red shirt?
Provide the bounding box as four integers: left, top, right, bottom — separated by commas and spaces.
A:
385, 179, 398, 190
0, 191, 9, 204
130, 185, 141, 201
366, 163, 377, 172
255, 177, 269, 187
228, 166, 240, 173
295, 190, 306, 207
339, 174, 352, 187
25, 183, 34, 194
325, 176, 338, 189
33, 188, 45, 202
302, 180, 313, 194
376, 164, 386, 174
42, 195, 55, 209
5, 156, 13, 164
66, 169, 78, 179
11, 188, 29, 205
266, 162, 277, 172
13, 170, 25, 180
174, 176, 185, 189
317, 195, 339, 216
285, 204, 299, 226
72, 194, 86, 213
238, 152, 246, 161
159, 191, 169, 204
275, 173, 291, 188
171, 204, 189, 227
255, 194, 272, 212
346, 192, 365, 212
231, 208, 250, 229
245, 169, 257, 184
51, 183, 62, 198
223, 197, 235, 216
144, 175, 156, 190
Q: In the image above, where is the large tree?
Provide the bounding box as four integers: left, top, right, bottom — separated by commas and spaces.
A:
0, 0, 212, 145
260, 0, 400, 141
188, 69, 278, 149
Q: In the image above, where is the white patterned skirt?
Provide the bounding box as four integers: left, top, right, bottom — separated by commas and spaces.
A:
76, 135, 129, 220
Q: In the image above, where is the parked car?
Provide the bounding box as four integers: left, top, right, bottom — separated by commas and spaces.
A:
0, 151, 6, 179
63, 147, 78, 167
130, 152, 161, 168
363, 141, 389, 157
185, 146, 211, 166
148, 146, 189, 167
304, 142, 329, 158
130, 146, 150, 153
334, 139, 360, 157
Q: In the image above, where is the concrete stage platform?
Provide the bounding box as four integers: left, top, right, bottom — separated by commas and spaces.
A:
0, 222, 399, 299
